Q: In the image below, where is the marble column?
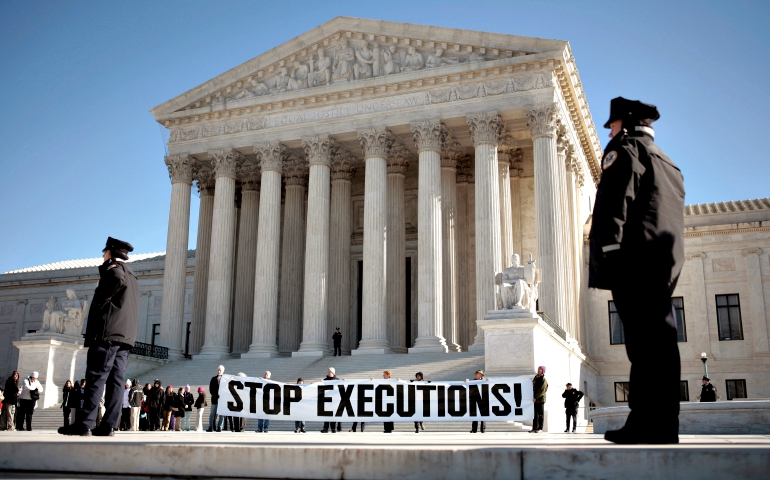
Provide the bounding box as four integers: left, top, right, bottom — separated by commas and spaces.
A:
296, 135, 337, 357
565, 150, 585, 344
742, 248, 769, 353
497, 138, 514, 272
386, 142, 410, 353
686, 252, 712, 355
278, 155, 308, 354
455, 157, 472, 351
556, 128, 576, 336
199, 149, 242, 358
245, 142, 287, 358
353, 127, 393, 355
510, 149, 523, 258
159, 154, 194, 359
526, 104, 568, 329
189, 171, 215, 355
231, 166, 260, 354
440, 141, 462, 352
409, 119, 448, 353
328, 149, 356, 355
466, 112, 504, 351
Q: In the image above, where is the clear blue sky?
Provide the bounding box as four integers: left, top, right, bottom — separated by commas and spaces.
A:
1, 1, 768, 273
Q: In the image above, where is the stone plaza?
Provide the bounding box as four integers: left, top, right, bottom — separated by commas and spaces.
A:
0, 18, 769, 477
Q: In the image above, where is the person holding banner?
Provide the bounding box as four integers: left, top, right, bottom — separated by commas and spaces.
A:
294, 378, 307, 433
256, 371, 272, 433
468, 370, 487, 433
320, 368, 342, 433
207, 365, 225, 432
194, 387, 207, 432
530, 366, 548, 433
411, 372, 427, 433
382, 371, 395, 433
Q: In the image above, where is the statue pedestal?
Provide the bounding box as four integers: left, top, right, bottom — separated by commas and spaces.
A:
478, 308, 590, 433
13, 333, 87, 409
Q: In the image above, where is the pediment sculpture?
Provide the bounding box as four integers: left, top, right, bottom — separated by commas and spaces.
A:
495, 254, 540, 313
41, 289, 87, 337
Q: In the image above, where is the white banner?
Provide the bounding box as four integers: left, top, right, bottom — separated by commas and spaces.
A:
217, 375, 534, 422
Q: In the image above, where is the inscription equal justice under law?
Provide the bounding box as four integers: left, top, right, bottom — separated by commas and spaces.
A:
267, 94, 422, 128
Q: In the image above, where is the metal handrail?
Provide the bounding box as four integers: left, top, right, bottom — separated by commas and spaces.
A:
130, 342, 169, 360
537, 311, 567, 340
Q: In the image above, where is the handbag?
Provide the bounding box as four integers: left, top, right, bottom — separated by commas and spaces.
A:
30, 388, 40, 401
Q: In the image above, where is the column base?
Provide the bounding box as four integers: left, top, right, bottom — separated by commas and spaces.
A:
390, 346, 408, 354
408, 336, 448, 354
195, 345, 231, 360
446, 342, 462, 353
242, 343, 279, 359
353, 339, 392, 355
165, 349, 187, 361
292, 350, 328, 358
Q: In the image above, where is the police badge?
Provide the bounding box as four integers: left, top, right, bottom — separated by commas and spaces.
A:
603, 151, 618, 170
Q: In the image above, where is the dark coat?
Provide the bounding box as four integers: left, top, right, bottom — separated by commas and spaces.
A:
148, 386, 165, 409
332, 331, 342, 346
172, 393, 186, 417
74, 385, 85, 409
562, 389, 584, 414
588, 129, 685, 292
163, 391, 176, 411
194, 392, 207, 409
84, 260, 140, 347
209, 376, 223, 405
4, 376, 19, 404
533, 375, 548, 404
129, 386, 144, 408
61, 387, 73, 408
183, 392, 194, 411
700, 383, 717, 402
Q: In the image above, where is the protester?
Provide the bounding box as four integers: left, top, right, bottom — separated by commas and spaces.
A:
530, 366, 548, 433
162, 385, 175, 431
332, 328, 343, 357
381, 370, 395, 433
468, 370, 486, 433
321, 368, 341, 433
181, 385, 194, 431
700, 377, 717, 402
562, 383, 584, 433
294, 378, 307, 433
129, 380, 143, 431
17, 371, 43, 431
148, 380, 165, 431
409, 372, 427, 433
140, 383, 153, 431
208, 365, 225, 432
256, 371, 272, 433
174, 387, 185, 431
120, 380, 132, 431
194, 387, 207, 432
59, 237, 140, 437
61, 380, 74, 428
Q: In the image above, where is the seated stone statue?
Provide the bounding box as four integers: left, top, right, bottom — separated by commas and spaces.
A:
495, 254, 539, 312
42, 289, 87, 336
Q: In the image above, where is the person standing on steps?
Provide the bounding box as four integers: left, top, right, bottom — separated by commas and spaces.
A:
208, 365, 225, 432
17, 372, 43, 431
119, 379, 132, 431
321, 368, 343, 433
148, 380, 165, 431
529, 366, 548, 433
61, 380, 74, 428
129, 379, 143, 431
332, 328, 343, 356
562, 383, 584, 433
1, 371, 20, 431
411, 372, 427, 433
382, 370, 395, 433
468, 370, 487, 433
194, 387, 207, 432
256, 371, 272, 433
294, 378, 307, 433
589, 97, 684, 445
700, 377, 717, 402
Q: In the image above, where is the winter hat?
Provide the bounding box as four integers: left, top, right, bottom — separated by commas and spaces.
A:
185, 385, 190, 392
538, 366, 546, 374
31, 371, 39, 378
328, 367, 336, 375
198, 387, 204, 393
125, 379, 132, 387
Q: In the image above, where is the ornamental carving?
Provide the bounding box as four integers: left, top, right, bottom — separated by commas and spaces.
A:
497, 133, 516, 165
456, 154, 474, 183
410, 119, 447, 152
254, 142, 290, 173
685, 252, 706, 261
526, 104, 559, 139
741, 248, 763, 257
357, 127, 393, 158
466, 111, 504, 146
238, 164, 261, 191
712, 258, 736, 272
194, 169, 216, 196
331, 146, 358, 181
164, 154, 195, 184
208, 148, 244, 178
441, 137, 463, 169
387, 140, 412, 175
425, 73, 553, 105
283, 155, 309, 187
302, 134, 338, 167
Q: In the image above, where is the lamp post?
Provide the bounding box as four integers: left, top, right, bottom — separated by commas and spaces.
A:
700, 352, 709, 378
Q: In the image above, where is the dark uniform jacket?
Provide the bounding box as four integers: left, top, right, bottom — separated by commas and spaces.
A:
588, 129, 685, 292
533, 375, 548, 404
562, 389, 585, 414
332, 331, 342, 346
84, 260, 140, 347
700, 383, 717, 402
209, 376, 222, 405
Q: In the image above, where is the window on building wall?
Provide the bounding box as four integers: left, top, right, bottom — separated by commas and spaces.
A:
672, 297, 687, 342
614, 382, 630, 402
608, 301, 625, 345
679, 381, 690, 401
725, 380, 747, 400
151, 324, 160, 347
716, 294, 743, 340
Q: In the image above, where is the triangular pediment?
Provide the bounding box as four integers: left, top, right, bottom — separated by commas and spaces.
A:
150, 17, 568, 119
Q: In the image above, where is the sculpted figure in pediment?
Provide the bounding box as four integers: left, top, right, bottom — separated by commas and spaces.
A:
273, 67, 290, 93
426, 48, 459, 68
469, 52, 486, 63
372, 42, 382, 77
231, 78, 269, 100
353, 41, 375, 80
311, 48, 332, 87
333, 36, 355, 83
288, 60, 310, 91
382, 45, 400, 75
401, 46, 424, 72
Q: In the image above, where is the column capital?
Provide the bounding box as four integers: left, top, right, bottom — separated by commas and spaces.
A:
510, 148, 524, 178
238, 163, 261, 191
466, 111, 504, 146
742, 247, 763, 257
165, 154, 195, 184
302, 134, 338, 167
331, 147, 357, 182
410, 119, 447, 153
283, 155, 309, 187
387, 140, 411, 175
440, 139, 463, 169
456, 154, 474, 184
194, 169, 216, 196
556, 121, 573, 159
254, 142, 289, 173
686, 252, 706, 261
497, 133, 517, 166
357, 127, 393, 158
208, 148, 244, 179
526, 103, 560, 139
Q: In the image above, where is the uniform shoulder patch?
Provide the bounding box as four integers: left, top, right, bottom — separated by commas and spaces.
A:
602, 151, 618, 170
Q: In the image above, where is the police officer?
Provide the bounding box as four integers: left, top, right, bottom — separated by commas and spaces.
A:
589, 97, 685, 444
59, 237, 140, 436
332, 327, 342, 356
700, 376, 717, 402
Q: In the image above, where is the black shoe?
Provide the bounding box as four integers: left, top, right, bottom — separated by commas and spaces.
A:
564, 429, 569, 432
470, 430, 476, 433
331, 429, 336, 433
301, 429, 306, 433
572, 430, 576, 433
481, 430, 485, 433
216, 428, 221, 432
264, 430, 268, 433
604, 427, 678, 444
321, 429, 328, 433
92, 427, 115, 437
58, 425, 90, 436
206, 428, 212, 432
415, 428, 420, 433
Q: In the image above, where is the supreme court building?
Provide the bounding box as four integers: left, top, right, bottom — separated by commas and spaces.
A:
2, 18, 769, 411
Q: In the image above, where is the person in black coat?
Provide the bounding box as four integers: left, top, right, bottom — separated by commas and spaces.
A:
61, 380, 74, 428
1, 371, 20, 431
320, 368, 342, 433
332, 328, 342, 357
700, 377, 717, 402
147, 380, 165, 431
562, 383, 584, 433
589, 98, 685, 445
60, 237, 140, 437
208, 365, 225, 432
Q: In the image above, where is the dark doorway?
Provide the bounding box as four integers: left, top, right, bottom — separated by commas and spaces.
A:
405, 257, 412, 348
184, 322, 192, 358
356, 260, 363, 348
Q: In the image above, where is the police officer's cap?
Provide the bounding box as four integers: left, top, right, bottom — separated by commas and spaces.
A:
103, 236, 134, 260
604, 97, 660, 128
702, 376, 710, 381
